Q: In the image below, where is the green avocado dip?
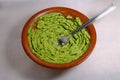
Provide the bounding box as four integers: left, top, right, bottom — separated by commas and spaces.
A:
28, 12, 90, 64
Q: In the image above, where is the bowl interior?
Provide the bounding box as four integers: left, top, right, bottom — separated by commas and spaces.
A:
22, 7, 96, 69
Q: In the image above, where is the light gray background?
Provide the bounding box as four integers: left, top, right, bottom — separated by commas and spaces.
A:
0, 0, 120, 80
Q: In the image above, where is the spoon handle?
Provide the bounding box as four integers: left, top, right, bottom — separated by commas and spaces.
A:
71, 4, 116, 36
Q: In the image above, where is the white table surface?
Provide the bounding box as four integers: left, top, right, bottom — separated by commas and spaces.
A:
0, 0, 120, 80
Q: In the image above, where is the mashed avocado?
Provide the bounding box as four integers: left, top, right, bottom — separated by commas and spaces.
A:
28, 12, 90, 64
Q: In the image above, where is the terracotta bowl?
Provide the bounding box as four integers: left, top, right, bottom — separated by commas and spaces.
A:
21, 7, 97, 69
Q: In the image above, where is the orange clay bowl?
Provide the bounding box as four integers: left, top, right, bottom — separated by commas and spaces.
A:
21, 7, 97, 69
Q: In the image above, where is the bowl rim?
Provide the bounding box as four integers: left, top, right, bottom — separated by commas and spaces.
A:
21, 6, 97, 69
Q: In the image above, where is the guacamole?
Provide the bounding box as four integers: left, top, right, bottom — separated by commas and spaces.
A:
28, 12, 90, 64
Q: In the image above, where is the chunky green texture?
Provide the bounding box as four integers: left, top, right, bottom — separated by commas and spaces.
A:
28, 12, 90, 64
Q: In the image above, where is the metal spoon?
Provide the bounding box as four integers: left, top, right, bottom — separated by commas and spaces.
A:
58, 4, 116, 45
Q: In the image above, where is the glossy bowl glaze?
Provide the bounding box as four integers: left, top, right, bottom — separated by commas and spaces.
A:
21, 7, 97, 69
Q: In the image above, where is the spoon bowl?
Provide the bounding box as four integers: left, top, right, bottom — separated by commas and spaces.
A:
22, 7, 97, 69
